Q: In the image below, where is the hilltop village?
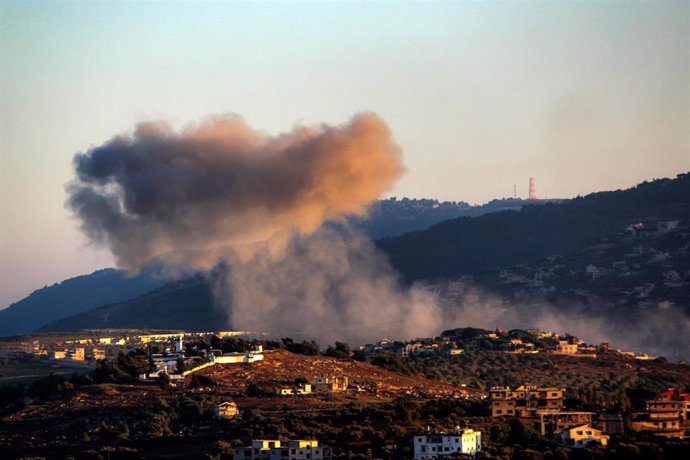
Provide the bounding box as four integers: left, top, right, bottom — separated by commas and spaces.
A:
432, 219, 690, 319
1, 326, 689, 459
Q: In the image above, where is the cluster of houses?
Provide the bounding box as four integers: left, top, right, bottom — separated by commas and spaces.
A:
357, 337, 464, 359
230, 430, 483, 460
490, 385, 609, 447
362, 328, 626, 360
138, 339, 266, 386
0, 337, 107, 364
490, 384, 689, 446
631, 387, 690, 438
479, 219, 689, 311
205, 385, 690, 457
0, 330, 259, 366
48, 346, 105, 362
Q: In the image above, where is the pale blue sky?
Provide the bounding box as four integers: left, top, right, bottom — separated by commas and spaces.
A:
1, 0, 688, 306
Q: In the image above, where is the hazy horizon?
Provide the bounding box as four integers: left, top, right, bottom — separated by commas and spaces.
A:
1, 171, 685, 310
1, 1, 688, 307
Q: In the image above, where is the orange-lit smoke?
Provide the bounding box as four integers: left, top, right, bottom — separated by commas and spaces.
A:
68, 113, 405, 269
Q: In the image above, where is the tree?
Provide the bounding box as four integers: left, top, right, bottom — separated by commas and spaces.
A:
281, 337, 319, 355
324, 342, 351, 359
176, 357, 187, 373
156, 372, 171, 389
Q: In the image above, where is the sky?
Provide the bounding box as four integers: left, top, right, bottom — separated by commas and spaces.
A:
0, 0, 688, 307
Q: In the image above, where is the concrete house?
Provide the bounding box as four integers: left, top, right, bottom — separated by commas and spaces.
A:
560, 424, 609, 448
233, 439, 331, 460
313, 376, 348, 393
215, 401, 239, 419
413, 429, 482, 459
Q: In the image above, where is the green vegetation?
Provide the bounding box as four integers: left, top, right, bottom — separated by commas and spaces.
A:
281, 337, 320, 355
324, 342, 352, 359
379, 173, 690, 282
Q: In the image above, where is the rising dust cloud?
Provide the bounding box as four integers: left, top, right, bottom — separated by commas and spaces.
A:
68, 113, 446, 342
68, 113, 689, 358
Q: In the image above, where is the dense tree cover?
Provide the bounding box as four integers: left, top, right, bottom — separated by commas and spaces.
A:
281, 337, 320, 355
2, 348, 690, 459
93, 349, 150, 383
379, 174, 690, 282
324, 342, 352, 359
370, 352, 420, 376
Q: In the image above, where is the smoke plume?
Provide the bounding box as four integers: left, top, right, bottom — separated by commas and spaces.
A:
219, 227, 443, 344
68, 113, 405, 269
69, 112, 450, 341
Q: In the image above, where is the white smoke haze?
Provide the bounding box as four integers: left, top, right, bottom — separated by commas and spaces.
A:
68, 112, 449, 342
67, 112, 690, 358
217, 226, 445, 344
434, 286, 690, 361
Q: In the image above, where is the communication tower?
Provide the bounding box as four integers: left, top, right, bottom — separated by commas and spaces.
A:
528, 177, 537, 200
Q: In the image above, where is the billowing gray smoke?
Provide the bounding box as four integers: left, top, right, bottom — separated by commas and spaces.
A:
68, 113, 405, 269
68, 113, 447, 341
219, 227, 442, 344
68, 113, 686, 357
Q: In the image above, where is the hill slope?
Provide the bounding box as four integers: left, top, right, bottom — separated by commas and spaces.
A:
0, 268, 168, 336
378, 173, 690, 282
40, 276, 224, 332
39, 173, 690, 334
6, 197, 547, 335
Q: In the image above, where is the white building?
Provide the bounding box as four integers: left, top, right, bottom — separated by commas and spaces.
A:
413, 429, 481, 459
233, 440, 331, 460
560, 424, 608, 448
214, 349, 264, 364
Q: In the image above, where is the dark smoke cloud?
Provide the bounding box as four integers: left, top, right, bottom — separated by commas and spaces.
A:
68, 113, 405, 269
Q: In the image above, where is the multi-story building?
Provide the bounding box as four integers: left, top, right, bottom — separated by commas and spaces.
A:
632, 400, 685, 438
233, 440, 331, 460
660, 387, 690, 421
490, 385, 564, 417
490, 386, 595, 435
413, 429, 482, 459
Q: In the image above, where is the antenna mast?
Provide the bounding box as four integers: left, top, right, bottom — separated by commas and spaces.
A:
528, 177, 537, 200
